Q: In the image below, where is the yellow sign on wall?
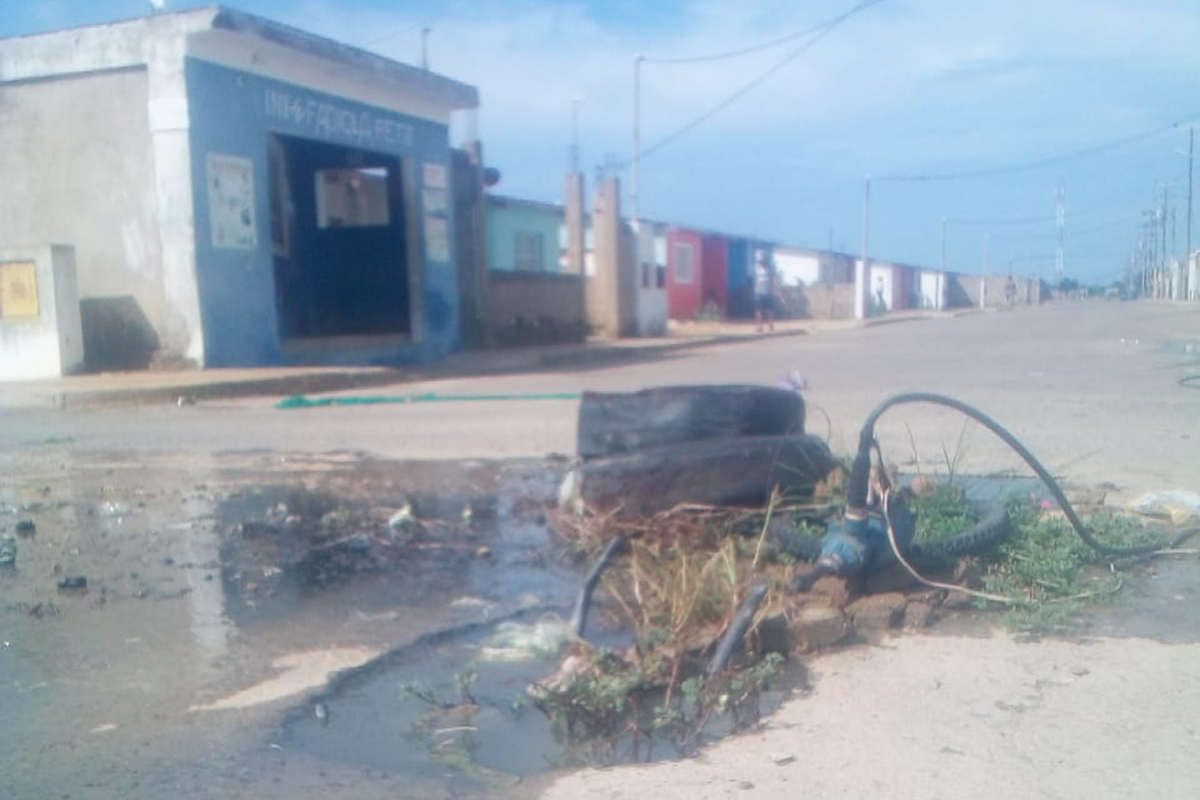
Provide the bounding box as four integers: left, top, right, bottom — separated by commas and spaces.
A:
0, 261, 40, 320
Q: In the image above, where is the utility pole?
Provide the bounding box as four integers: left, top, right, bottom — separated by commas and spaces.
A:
1162, 186, 1169, 298
632, 55, 644, 228
939, 215, 947, 273
420, 27, 431, 70
856, 175, 870, 320
980, 232, 990, 309
1055, 185, 1066, 279
1187, 127, 1194, 299
569, 97, 582, 173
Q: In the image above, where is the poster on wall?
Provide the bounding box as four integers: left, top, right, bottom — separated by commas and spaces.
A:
422, 161, 450, 263
422, 162, 446, 189
206, 153, 258, 249
424, 217, 450, 263
0, 261, 39, 319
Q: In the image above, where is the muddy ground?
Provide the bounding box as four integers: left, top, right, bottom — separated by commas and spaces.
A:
0, 449, 590, 799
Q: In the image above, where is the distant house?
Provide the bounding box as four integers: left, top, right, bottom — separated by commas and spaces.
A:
666, 227, 704, 319
0, 6, 479, 369
867, 260, 925, 313
633, 222, 668, 335
484, 195, 562, 273
699, 234, 730, 317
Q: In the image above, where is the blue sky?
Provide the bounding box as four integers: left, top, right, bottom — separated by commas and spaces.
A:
3, 0, 1199, 283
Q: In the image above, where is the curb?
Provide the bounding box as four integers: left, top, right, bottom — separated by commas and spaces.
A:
0, 328, 811, 410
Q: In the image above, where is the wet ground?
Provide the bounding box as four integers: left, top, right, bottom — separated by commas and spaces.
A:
3, 445, 1196, 800
0, 448, 594, 800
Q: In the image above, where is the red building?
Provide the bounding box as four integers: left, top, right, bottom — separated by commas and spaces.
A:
666, 227, 703, 319
666, 227, 730, 320
700, 234, 729, 316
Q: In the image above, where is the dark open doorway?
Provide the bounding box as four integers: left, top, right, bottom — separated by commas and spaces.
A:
268, 134, 410, 340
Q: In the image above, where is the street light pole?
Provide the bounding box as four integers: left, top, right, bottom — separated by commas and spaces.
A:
632, 55, 644, 227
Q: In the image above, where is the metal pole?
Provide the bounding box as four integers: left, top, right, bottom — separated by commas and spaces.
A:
570, 97, 581, 174
632, 55, 644, 227
940, 215, 947, 273
1162, 187, 1169, 298
420, 27, 430, 70
1187, 127, 1194, 299
857, 175, 870, 320
980, 232, 990, 309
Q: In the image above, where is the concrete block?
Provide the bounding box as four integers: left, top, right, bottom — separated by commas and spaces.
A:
845, 592, 907, 629
808, 575, 851, 607
788, 603, 849, 652
0, 245, 84, 380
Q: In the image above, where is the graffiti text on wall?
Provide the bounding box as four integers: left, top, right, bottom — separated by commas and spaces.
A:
265, 89, 415, 149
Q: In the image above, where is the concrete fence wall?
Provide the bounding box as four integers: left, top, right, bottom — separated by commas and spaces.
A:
955, 274, 1044, 308
802, 283, 855, 319
485, 270, 586, 346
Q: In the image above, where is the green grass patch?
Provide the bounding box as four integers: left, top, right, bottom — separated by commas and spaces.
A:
912, 489, 1164, 633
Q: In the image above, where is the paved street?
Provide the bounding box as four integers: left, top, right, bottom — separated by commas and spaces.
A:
1, 300, 1198, 800
5, 300, 1198, 498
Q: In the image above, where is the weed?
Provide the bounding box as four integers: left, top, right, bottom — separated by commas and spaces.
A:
912, 490, 1163, 632
913, 485, 979, 545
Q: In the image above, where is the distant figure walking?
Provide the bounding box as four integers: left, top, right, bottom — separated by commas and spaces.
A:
754, 250, 776, 333
1004, 275, 1017, 308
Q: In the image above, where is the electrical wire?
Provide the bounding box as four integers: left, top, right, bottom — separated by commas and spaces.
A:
643, 0, 887, 65
876, 114, 1200, 183
624, 0, 884, 167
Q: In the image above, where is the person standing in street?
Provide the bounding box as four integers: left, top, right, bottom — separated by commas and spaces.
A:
754, 250, 777, 333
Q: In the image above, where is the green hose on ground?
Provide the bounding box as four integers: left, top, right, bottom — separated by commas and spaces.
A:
276, 391, 582, 409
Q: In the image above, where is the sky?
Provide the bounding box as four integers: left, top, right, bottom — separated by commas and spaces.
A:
3, 0, 1199, 284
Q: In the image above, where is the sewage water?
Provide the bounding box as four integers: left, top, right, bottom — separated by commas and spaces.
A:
3, 448, 1189, 800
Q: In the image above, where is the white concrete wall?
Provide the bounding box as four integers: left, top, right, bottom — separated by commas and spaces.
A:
774, 247, 821, 287
632, 225, 667, 336
919, 270, 945, 310
0, 70, 182, 349
0, 246, 84, 380
869, 263, 894, 311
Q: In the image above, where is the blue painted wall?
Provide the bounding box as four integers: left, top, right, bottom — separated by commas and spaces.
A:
185, 57, 457, 366
485, 197, 562, 272
726, 238, 752, 318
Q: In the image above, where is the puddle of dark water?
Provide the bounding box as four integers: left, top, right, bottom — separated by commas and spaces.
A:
279, 605, 799, 790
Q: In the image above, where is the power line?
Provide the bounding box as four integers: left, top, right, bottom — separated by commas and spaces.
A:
644, 0, 887, 65
876, 113, 1200, 182
628, 0, 884, 167
948, 214, 1055, 227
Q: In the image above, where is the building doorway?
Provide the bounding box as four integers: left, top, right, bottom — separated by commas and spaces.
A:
268, 134, 410, 340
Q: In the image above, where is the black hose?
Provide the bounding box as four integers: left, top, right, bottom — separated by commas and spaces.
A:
858, 392, 1177, 557
570, 535, 626, 639
707, 583, 769, 676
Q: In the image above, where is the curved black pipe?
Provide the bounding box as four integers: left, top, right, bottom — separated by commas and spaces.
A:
857, 392, 1176, 558
570, 534, 626, 639
707, 582, 769, 677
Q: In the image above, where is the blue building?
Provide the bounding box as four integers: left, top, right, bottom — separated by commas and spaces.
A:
0, 7, 479, 368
